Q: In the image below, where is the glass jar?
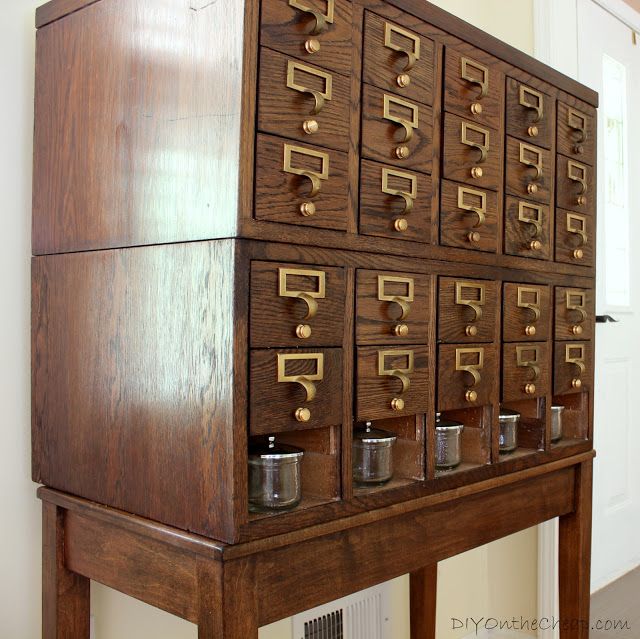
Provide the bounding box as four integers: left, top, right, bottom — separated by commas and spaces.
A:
352, 422, 397, 485
435, 413, 464, 470
499, 408, 520, 454
248, 436, 304, 512
551, 405, 565, 442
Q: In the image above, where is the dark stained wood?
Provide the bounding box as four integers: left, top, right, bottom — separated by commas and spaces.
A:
505, 76, 553, 150
502, 282, 552, 343
557, 100, 597, 166
505, 137, 553, 204
555, 208, 595, 268
554, 286, 595, 341
502, 341, 551, 402
42, 502, 90, 639
35, 0, 100, 28
260, 0, 354, 77
556, 155, 596, 216
410, 564, 437, 639
554, 341, 592, 396
504, 196, 552, 261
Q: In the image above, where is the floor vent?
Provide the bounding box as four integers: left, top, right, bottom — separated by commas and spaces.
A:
293, 581, 393, 639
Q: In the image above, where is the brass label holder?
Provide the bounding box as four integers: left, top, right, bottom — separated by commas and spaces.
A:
565, 343, 586, 376
455, 347, 484, 386
461, 121, 490, 163
567, 213, 588, 246
279, 267, 326, 319
455, 281, 485, 322
283, 144, 329, 198
517, 286, 541, 322
518, 201, 543, 239
567, 107, 588, 143
566, 290, 587, 323
461, 56, 489, 98
277, 352, 324, 402
567, 160, 588, 194
289, 0, 335, 35
519, 142, 543, 180
381, 167, 417, 214
378, 275, 414, 320
383, 94, 419, 143
516, 345, 541, 380
286, 60, 333, 115
519, 85, 544, 122
384, 22, 421, 72
457, 186, 487, 228
378, 349, 414, 394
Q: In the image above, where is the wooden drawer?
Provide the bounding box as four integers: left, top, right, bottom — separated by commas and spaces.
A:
557, 100, 596, 166
502, 282, 552, 342
554, 209, 594, 267
443, 44, 504, 131
505, 137, 553, 204
556, 154, 595, 215
505, 77, 554, 149
438, 277, 498, 343
554, 341, 592, 395
356, 269, 431, 344
502, 342, 551, 401
437, 344, 498, 411
361, 84, 433, 173
356, 345, 429, 420
440, 180, 498, 253
260, 0, 353, 76
362, 11, 435, 105
257, 48, 350, 152
504, 197, 551, 261
359, 159, 432, 243
250, 261, 346, 347
250, 348, 343, 434
555, 287, 595, 341
255, 134, 349, 230
442, 112, 503, 191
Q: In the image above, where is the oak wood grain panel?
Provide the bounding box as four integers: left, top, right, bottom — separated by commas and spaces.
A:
557, 100, 596, 166
362, 10, 435, 105
250, 261, 346, 347
504, 196, 552, 261
556, 154, 596, 216
554, 341, 592, 395
441, 112, 502, 191
438, 276, 498, 343
505, 137, 553, 204
260, 0, 353, 76
410, 565, 437, 639
250, 348, 343, 434
502, 282, 551, 342
356, 345, 429, 420
505, 76, 553, 149
554, 286, 595, 341
33, 0, 245, 254
356, 269, 431, 344
359, 159, 432, 243
254, 133, 350, 230
555, 208, 595, 268
439, 179, 498, 253
502, 342, 551, 402
32, 242, 242, 542
36, 0, 100, 27
257, 47, 351, 152
361, 84, 433, 173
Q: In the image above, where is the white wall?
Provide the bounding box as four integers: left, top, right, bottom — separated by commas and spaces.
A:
0, 1, 537, 638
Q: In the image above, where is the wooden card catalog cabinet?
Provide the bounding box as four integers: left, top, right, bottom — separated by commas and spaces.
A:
32, 0, 597, 546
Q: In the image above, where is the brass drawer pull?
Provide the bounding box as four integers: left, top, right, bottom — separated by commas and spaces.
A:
461, 122, 490, 163
567, 213, 588, 247
384, 22, 421, 73
518, 201, 543, 250
286, 61, 333, 115
457, 186, 486, 228
289, 0, 334, 35
517, 286, 541, 322
566, 290, 587, 325
384, 94, 419, 144
520, 143, 543, 181
279, 268, 326, 319
519, 85, 543, 123
565, 343, 586, 388
277, 352, 324, 402
567, 107, 588, 145
381, 168, 417, 214
283, 144, 329, 198
378, 275, 414, 321
568, 160, 588, 198
461, 57, 489, 99
455, 281, 485, 323
516, 345, 541, 382
456, 347, 484, 392
378, 349, 414, 396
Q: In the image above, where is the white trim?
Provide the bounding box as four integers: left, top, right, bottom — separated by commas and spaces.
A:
590, 0, 640, 31
532, 0, 579, 79
536, 519, 559, 639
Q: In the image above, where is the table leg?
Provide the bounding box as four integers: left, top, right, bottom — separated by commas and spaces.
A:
42, 502, 90, 639
559, 460, 593, 639
410, 564, 438, 639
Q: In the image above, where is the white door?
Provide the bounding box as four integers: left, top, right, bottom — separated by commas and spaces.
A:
576, 0, 640, 591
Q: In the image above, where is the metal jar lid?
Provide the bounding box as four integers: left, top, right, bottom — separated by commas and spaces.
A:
435, 412, 464, 431
551, 405, 565, 414
354, 422, 397, 444
249, 436, 304, 460
499, 408, 520, 423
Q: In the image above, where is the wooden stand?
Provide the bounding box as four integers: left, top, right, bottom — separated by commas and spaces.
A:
41, 453, 593, 639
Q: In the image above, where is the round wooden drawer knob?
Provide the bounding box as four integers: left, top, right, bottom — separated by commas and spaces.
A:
396, 145, 411, 159
397, 73, 411, 88
303, 119, 319, 135
572, 325, 583, 336
391, 397, 405, 411
525, 325, 537, 337
296, 324, 312, 339
465, 325, 478, 337
528, 125, 539, 137
300, 202, 316, 217
394, 323, 409, 337
394, 218, 408, 232
527, 183, 539, 195
295, 407, 311, 422
573, 249, 584, 260
465, 390, 478, 403
471, 166, 483, 179
468, 231, 481, 244
305, 38, 321, 54
471, 102, 483, 115
524, 383, 536, 395
572, 378, 583, 389
529, 240, 542, 251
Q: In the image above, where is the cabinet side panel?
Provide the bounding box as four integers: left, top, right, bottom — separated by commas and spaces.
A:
33, 0, 245, 254
32, 241, 239, 541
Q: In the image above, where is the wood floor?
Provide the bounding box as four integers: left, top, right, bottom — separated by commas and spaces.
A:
590, 566, 639, 637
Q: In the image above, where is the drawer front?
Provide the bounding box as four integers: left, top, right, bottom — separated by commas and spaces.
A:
556, 154, 595, 215
437, 344, 498, 411
442, 113, 502, 191
504, 197, 551, 260
250, 261, 346, 347
361, 84, 433, 173
555, 287, 595, 341
502, 282, 551, 342
438, 277, 498, 343
440, 180, 498, 253
554, 341, 592, 395
258, 48, 350, 152
356, 345, 429, 420
505, 77, 554, 149
255, 134, 349, 230
356, 269, 431, 344
359, 159, 432, 242
362, 11, 435, 105
443, 45, 504, 130
502, 342, 551, 401
250, 348, 343, 434
557, 101, 596, 166
260, 0, 353, 76
505, 137, 553, 204
555, 209, 594, 267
